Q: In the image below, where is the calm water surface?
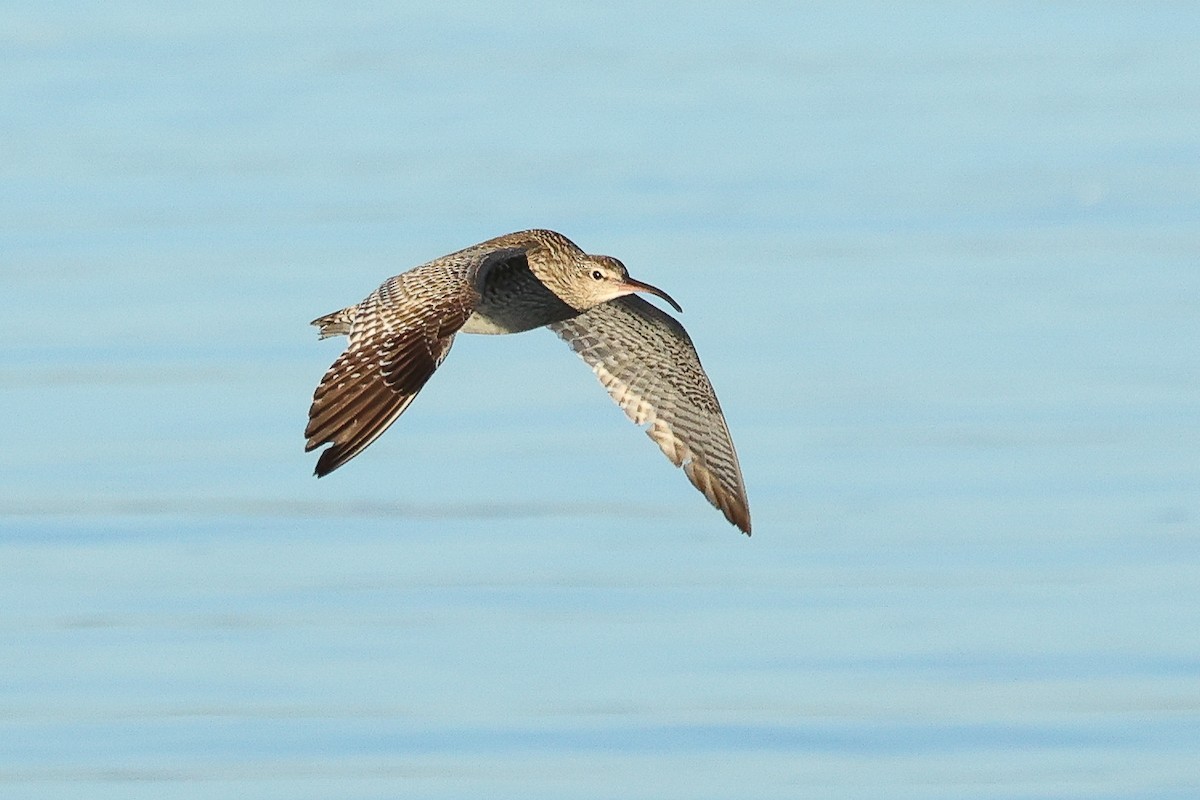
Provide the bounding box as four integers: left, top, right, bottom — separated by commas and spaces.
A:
2, 3, 1198, 798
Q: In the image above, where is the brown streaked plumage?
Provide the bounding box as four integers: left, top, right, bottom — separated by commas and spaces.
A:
305, 229, 751, 534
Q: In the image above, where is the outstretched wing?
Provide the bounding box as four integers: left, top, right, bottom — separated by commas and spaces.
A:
306, 247, 523, 476
305, 322, 459, 476
548, 296, 751, 534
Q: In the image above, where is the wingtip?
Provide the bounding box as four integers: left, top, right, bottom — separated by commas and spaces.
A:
312, 446, 343, 478
305, 434, 333, 477
716, 478, 751, 535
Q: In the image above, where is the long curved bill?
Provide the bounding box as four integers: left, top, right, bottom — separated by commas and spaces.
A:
621, 276, 684, 313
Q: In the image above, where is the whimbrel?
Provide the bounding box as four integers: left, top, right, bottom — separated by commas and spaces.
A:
305, 229, 750, 534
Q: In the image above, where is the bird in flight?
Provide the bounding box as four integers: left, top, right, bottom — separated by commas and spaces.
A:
305, 229, 750, 534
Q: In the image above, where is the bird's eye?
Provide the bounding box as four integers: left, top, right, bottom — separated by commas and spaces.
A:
591, 270, 604, 280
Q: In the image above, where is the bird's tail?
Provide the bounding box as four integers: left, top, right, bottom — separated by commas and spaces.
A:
310, 307, 356, 339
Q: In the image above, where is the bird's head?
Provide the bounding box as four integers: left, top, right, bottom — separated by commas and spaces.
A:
558, 254, 683, 313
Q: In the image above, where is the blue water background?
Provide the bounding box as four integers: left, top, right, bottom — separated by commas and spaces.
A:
2, 3, 1198, 798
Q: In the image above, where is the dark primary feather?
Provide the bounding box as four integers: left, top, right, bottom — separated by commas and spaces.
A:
548, 296, 751, 534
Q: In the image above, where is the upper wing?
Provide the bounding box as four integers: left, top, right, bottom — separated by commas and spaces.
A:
548, 296, 751, 534
305, 247, 523, 476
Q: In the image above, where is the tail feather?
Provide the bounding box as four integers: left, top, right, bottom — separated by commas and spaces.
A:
311, 307, 356, 339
